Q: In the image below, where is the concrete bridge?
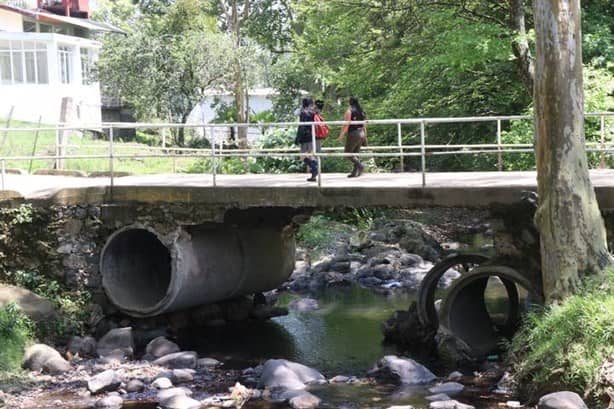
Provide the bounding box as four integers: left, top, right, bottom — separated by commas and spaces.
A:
3, 169, 614, 359
3, 169, 614, 210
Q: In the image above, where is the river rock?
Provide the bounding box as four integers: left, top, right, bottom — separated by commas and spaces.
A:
369, 355, 436, 385
258, 359, 325, 390
67, 336, 97, 357
97, 327, 134, 359
386, 406, 415, 409
288, 298, 319, 312
428, 382, 464, 396
22, 344, 71, 374
447, 371, 463, 381
330, 375, 350, 383
229, 382, 251, 407
146, 336, 180, 359
172, 369, 194, 384
197, 357, 221, 369
88, 370, 122, 394
280, 389, 322, 409
157, 387, 192, 400
154, 351, 198, 369
125, 379, 145, 393
426, 394, 452, 402
95, 395, 123, 408
159, 393, 200, 409
537, 391, 588, 409
152, 377, 173, 389
0, 285, 57, 322
429, 400, 475, 409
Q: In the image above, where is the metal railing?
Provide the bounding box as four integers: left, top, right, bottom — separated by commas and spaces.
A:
0, 112, 613, 191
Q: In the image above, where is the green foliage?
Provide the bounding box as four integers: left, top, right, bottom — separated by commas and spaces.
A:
296, 215, 337, 257
0, 303, 33, 372
508, 268, 614, 404
0, 205, 90, 339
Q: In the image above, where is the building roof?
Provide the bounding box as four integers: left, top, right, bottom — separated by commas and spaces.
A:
0, 4, 126, 34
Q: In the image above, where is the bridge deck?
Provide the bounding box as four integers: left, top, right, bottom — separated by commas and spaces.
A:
2, 170, 614, 209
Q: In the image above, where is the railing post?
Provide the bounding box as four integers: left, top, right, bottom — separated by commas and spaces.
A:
211, 126, 217, 187
397, 122, 404, 171
54, 124, 60, 170
109, 126, 114, 195
1, 159, 5, 191
600, 115, 606, 168
311, 123, 321, 187
497, 119, 502, 171
420, 120, 426, 188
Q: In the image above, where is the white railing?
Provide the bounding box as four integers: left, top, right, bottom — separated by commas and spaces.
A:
0, 112, 613, 191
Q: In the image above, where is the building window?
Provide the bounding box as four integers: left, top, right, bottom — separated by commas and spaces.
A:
80, 48, 93, 85
39, 24, 52, 33
0, 40, 49, 85
23, 21, 36, 32
58, 46, 72, 84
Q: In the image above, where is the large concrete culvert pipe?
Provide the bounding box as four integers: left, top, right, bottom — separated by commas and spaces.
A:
438, 265, 541, 358
100, 224, 295, 317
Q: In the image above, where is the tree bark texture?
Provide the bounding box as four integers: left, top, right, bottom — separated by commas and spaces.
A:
533, 0, 611, 302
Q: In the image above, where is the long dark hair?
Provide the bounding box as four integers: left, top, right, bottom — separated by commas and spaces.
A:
349, 97, 365, 118
302, 97, 314, 110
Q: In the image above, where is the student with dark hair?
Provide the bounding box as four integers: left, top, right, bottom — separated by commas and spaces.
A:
295, 97, 319, 182
338, 97, 367, 177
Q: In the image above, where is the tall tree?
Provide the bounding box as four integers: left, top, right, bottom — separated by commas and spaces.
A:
533, 0, 611, 302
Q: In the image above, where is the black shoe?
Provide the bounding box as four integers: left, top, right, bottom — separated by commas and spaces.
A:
307, 176, 317, 182
347, 172, 357, 178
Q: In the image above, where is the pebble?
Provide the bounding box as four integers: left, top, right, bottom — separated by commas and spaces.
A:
152, 377, 173, 389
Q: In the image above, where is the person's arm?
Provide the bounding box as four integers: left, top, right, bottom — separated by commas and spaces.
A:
337, 110, 351, 141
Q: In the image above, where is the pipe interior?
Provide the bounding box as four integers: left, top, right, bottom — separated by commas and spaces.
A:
447, 275, 523, 357
101, 229, 171, 311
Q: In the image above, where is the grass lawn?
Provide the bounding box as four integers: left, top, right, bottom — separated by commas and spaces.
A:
0, 119, 206, 175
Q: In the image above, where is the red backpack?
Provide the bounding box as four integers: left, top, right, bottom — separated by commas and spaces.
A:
314, 113, 329, 139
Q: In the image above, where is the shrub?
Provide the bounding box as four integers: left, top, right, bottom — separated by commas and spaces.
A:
508, 268, 614, 405
0, 303, 33, 372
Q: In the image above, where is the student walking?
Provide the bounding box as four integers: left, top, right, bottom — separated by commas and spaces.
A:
338, 97, 367, 177
295, 97, 319, 182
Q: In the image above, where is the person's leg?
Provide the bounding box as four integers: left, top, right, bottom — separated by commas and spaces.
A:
346, 131, 362, 177
354, 130, 364, 176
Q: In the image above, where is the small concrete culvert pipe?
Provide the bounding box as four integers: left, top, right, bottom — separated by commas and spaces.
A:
100, 224, 295, 317
438, 265, 540, 357
416, 253, 490, 328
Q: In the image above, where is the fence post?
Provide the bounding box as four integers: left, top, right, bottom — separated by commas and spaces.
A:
0, 105, 14, 151
600, 115, 606, 169
28, 115, 43, 173
311, 123, 321, 187
497, 119, 502, 171
397, 122, 404, 171
1, 159, 5, 191
54, 124, 60, 170
420, 120, 426, 188
211, 126, 217, 187
109, 126, 114, 196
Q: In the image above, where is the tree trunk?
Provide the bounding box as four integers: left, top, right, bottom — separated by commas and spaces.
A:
230, 0, 249, 149
510, 0, 534, 95
533, 0, 611, 302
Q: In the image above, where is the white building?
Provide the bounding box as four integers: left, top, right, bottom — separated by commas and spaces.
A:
186, 88, 279, 145
0, 1, 122, 126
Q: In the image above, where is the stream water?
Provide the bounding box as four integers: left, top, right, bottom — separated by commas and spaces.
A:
178, 285, 510, 408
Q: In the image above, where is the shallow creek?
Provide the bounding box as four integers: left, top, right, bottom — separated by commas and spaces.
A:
177, 285, 510, 408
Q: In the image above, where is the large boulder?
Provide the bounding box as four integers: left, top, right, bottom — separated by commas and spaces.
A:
0, 285, 57, 322
97, 327, 134, 358
146, 336, 180, 359
369, 355, 436, 385
537, 392, 588, 409
258, 359, 325, 390
67, 335, 97, 357
22, 344, 70, 374
88, 370, 122, 394
153, 351, 198, 369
